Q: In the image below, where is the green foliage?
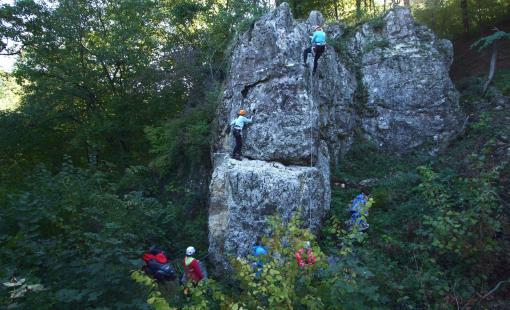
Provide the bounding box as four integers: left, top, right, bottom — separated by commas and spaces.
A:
0, 1, 266, 306
413, 0, 510, 38
1, 0, 510, 308
367, 14, 385, 31
230, 215, 326, 309
418, 165, 502, 258
493, 69, 510, 96
131, 271, 174, 310
138, 212, 389, 309
145, 103, 214, 178
0, 161, 174, 308
170, 0, 207, 27
364, 38, 390, 53
324, 101, 510, 307
277, 0, 508, 39
0, 71, 21, 110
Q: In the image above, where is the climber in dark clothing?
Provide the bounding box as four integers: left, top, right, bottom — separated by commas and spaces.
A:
303, 25, 327, 75
230, 109, 253, 160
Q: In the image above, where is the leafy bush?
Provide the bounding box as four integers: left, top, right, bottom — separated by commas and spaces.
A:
493, 69, 510, 96
324, 105, 510, 308
0, 161, 179, 308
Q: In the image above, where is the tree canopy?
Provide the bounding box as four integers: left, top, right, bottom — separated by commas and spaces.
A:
0, 0, 509, 308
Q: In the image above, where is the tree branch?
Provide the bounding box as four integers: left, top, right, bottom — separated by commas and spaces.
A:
0, 49, 22, 56
481, 279, 510, 300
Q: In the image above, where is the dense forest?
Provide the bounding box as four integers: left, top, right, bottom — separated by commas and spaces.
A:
1, 0, 509, 309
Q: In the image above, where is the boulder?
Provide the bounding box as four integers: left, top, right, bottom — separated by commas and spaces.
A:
209, 150, 330, 270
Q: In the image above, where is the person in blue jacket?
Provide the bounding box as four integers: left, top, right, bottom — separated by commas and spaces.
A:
251, 236, 267, 277
230, 109, 253, 160
348, 192, 370, 231
303, 25, 327, 75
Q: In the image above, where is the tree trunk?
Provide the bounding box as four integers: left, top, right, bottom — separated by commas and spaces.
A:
356, 0, 362, 18
461, 0, 469, 34
403, 0, 410, 6
384, 0, 386, 11
333, 0, 339, 21
483, 42, 498, 94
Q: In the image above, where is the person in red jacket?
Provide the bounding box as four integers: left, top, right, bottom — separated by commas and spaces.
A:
183, 246, 204, 283
295, 241, 316, 269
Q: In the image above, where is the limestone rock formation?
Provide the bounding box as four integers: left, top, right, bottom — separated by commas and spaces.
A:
352, 8, 463, 153
209, 3, 464, 268
215, 5, 358, 166
209, 149, 330, 269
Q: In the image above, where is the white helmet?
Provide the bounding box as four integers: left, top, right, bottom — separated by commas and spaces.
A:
186, 246, 196, 256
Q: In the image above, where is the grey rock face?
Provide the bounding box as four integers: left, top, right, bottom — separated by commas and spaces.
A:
209, 4, 464, 267
216, 5, 356, 165
352, 7, 463, 153
209, 150, 330, 269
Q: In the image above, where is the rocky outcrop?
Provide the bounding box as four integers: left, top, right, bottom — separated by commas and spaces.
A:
209, 149, 330, 269
352, 8, 463, 153
215, 7, 357, 166
209, 3, 464, 268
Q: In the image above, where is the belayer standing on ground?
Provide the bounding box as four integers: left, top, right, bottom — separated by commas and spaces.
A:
251, 236, 267, 277
303, 25, 327, 75
348, 192, 370, 231
230, 109, 253, 160
295, 241, 317, 269
182, 246, 204, 284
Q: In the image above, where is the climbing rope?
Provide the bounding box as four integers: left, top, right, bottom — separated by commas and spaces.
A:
308, 65, 314, 229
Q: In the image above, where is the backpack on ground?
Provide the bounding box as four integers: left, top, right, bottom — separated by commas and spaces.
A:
142, 246, 177, 281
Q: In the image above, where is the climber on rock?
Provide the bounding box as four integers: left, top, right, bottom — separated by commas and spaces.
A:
230, 109, 253, 161
303, 25, 327, 75
182, 246, 204, 284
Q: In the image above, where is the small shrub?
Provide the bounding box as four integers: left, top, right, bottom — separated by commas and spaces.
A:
368, 15, 385, 31
365, 39, 390, 53
493, 69, 510, 96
